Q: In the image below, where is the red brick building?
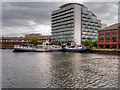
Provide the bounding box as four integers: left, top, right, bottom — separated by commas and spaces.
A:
0, 37, 28, 49
98, 23, 120, 49
25, 34, 51, 42
0, 35, 51, 49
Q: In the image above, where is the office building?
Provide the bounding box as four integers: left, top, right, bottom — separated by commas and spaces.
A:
51, 3, 101, 45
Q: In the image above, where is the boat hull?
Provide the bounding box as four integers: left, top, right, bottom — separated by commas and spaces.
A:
13, 48, 51, 52
13, 45, 90, 53
65, 48, 90, 53
51, 48, 63, 52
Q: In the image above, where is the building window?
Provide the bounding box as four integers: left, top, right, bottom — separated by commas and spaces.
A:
106, 37, 110, 42
100, 45, 104, 48
112, 37, 116, 42
100, 37, 104, 42
119, 35, 120, 42
105, 31, 110, 42
100, 31, 104, 36
112, 45, 116, 48
106, 31, 110, 36
112, 45, 117, 48
99, 31, 104, 42
112, 31, 116, 35
105, 45, 110, 48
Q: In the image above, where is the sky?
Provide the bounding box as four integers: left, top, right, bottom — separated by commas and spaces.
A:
1, 0, 120, 37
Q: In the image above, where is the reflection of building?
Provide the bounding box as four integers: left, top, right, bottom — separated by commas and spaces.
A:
98, 23, 120, 49
0, 35, 51, 49
51, 3, 101, 45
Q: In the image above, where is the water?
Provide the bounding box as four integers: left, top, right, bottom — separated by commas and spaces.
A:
2, 49, 119, 88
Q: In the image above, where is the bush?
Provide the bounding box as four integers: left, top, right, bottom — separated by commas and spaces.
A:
83, 40, 91, 47
92, 40, 98, 47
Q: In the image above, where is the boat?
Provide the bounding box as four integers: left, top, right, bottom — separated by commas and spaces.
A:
13, 44, 91, 53
50, 45, 63, 52
13, 44, 52, 52
51, 47, 63, 52
65, 45, 91, 53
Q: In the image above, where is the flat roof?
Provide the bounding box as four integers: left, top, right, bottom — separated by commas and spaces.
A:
59, 3, 86, 8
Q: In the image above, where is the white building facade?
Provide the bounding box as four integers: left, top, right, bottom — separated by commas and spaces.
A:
51, 3, 101, 45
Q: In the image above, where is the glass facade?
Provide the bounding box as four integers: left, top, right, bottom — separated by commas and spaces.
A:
51, 3, 101, 44
81, 7, 101, 42
51, 5, 74, 43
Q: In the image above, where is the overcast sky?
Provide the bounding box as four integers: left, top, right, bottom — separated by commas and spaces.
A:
1, 1, 119, 37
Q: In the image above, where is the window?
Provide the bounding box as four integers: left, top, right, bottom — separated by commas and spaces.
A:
106, 31, 110, 36
112, 37, 116, 42
100, 37, 104, 42
106, 37, 110, 42
112, 31, 116, 35
119, 35, 120, 42
105, 45, 110, 48
112, 45, 116, 48
100, 31, 104, 36
100, 45, 103, 48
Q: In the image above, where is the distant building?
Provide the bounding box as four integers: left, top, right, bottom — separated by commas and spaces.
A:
98, 23, 120, 49
25, 33, 51, 43
0, 35, 51, 49
0, 37, 28, 49
51, 3, 101, 45
25, 33, 42, 38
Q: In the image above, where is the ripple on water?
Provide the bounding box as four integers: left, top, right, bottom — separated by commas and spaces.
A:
2, 50, 119, 88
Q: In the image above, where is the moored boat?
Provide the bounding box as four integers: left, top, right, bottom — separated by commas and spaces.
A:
50, 45, 63, 52
13, 44, 52, 52
13, 44, 91, 53
65, 45, 91, 53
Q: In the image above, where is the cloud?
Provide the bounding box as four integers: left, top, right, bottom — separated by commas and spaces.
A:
118, 1, 120, 23
2, 2, 119, 36
2, 2, 64, 27
83, 2, 118, 25
2, 2, 64, 36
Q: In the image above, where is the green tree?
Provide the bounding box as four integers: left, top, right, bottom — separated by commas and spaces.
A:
87, 38, 92, 42
28, 37, 39, 45
92, 40, 98, 47
83, 40, 91, 47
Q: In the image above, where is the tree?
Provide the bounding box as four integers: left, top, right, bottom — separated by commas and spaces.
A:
28, 37, 39, 45
83, 40, 91, 47
92, 40, 98, 47
87, 37, 92, 42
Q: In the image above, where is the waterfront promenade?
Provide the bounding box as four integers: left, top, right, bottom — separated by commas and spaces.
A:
92, 48, 120, 54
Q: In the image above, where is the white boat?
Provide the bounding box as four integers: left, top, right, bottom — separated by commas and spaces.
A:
50, 45, 63, 51
51, 47, 63, 51
13, 44, 52, 52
